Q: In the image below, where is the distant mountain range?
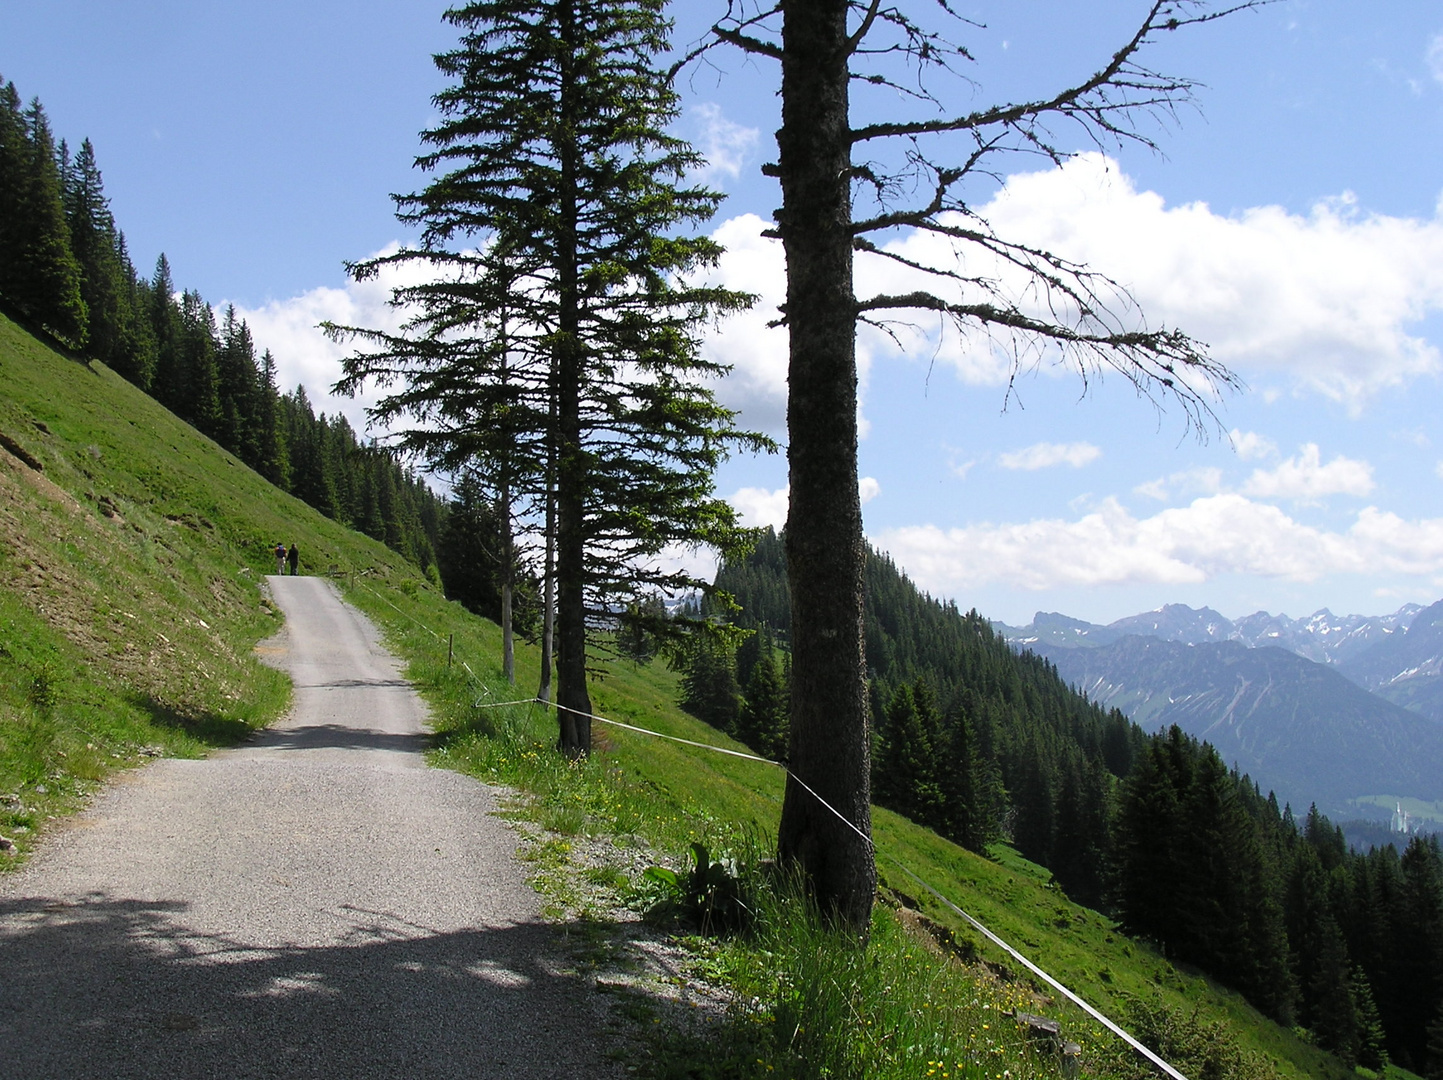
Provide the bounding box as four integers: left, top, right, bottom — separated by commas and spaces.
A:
995, 600, 1443, 824
996, 601, 1422, 666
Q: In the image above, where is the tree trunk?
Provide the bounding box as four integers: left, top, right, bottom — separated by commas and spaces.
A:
537, 483, 555, 703
553, 0, 592, 757
774, 0, 875, 929
499, 485, 515, 685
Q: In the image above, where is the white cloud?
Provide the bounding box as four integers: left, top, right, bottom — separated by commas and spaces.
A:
231, 243, 420, 436
729, 478, 878, 530
1134, 466, 1224, 502
1240, 443, 1374, 501
849, 153, 1443, 406
1230, 428, 1278, 461
689, 103, 760, 182
243, 153, 1443, 453
698, 215, 790, 434
729, 485, 789, 531
1428, 34, 1443, 84
872, 494, 1443, 594
997, 441, 1101, 470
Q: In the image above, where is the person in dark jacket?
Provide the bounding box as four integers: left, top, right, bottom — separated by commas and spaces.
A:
274, 542, 286, 575
287, 543, 299, 576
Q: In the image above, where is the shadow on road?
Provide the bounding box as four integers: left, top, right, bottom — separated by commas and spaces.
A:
0, 892, 627, 1078
241, 722, 433, 756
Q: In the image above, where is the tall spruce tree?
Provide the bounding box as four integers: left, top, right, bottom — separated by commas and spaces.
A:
0, 96, 86, 344
177, 290, 221, 436
148, 254, 184, 414
62, 138, 142, 378
255, 349, 289, 486
330, 0, 764, 755
0, 79, 23, 293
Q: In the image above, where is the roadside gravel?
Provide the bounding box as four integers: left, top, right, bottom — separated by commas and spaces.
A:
0, 575, 626, 1079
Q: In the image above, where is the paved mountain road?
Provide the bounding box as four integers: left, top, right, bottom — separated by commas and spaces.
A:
0, 575, 621, 1078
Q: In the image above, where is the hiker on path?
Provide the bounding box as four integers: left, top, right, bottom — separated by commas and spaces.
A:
274, 543, 286, 575
287, 543, 300, 576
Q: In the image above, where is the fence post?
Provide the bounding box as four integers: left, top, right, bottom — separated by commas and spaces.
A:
447, 633, 454, 669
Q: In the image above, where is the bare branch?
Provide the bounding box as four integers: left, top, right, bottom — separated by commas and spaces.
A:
711, 23, 784, 61
850, 1, 1270, 146
856, 288, 1237, 431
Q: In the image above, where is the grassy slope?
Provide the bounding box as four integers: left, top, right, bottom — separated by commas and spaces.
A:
0, 312, 428, 855
0, 312, 1373, 1079
346, 571, 1362, 1080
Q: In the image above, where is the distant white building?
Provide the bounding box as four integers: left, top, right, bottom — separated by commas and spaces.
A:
1391, 802, 1417, 835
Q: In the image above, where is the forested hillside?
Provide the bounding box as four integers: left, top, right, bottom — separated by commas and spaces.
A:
0, 75, 446, 579
685, 528, 1443, 1073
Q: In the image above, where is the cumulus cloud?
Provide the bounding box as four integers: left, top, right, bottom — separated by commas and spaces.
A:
845, 154, 1443, 404
697, 215, 790, 433
729, 477, 879, 531
695, 156, 1443, 434
997, 441, 1101, 471
1230, 428, 1278, 461
234, 153, 1443, 473
1240, 443, 1374, 501
872, 494, 1443, 594
231, 243, 419, 435
729, 485, 789, 531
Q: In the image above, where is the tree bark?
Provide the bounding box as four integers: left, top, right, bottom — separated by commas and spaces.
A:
537, 479, 555, 703
553, 0, 592, 756
774, 0, 875, 929
500, 485, 515, 685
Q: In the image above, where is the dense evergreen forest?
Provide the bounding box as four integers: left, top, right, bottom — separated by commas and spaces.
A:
0, 75, 504, 598
686, 528, 1443, 1074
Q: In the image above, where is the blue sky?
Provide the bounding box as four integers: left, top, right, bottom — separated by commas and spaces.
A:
5, 1, 1443, 626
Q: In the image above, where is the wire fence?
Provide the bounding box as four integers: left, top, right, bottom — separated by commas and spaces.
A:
351, 576, 1188, 1080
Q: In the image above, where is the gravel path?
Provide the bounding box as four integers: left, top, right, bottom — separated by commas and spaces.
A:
0, 575, 622, 1079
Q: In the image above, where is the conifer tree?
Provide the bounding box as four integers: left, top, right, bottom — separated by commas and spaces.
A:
330, 0, 763, 755
938, 704, 1004, 854
148, 255, 185, 414
0, 79, 23, 290
1397, 837, 1443, 1069
1353, 967, 1390, 1072
679, 636, 742, 734
0, 97, 85, 344
255, 350, 289, 486
111, 231, 152, 388
62, 138, 138, 376
177, 290, 220, 436
738, 628, 789, 759
217, 305, 263, 462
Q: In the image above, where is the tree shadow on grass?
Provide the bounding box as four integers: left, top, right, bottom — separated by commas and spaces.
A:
0, 892, 632, 1079
127, 693, 255, 747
